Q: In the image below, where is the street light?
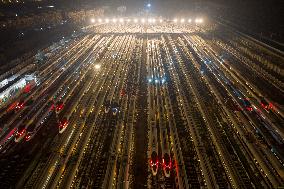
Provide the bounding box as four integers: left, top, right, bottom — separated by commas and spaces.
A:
105, 18, 109, 23
141, 18, 145, 23
159, 19, 163, 23
119, 18, 124, 23
188, 18, 192, 23
173, 18, 178, 23
195, 18, 203, 24
134, 18, 138, 23
98, 18, 102, 23
94, 64, 101, 70
91, 18, 95, 23
180, 18, 185, 23
112, 18, 117, 23
147, 3, 151, 8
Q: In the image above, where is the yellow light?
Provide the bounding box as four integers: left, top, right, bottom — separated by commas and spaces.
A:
91, 18, 95, 23
188, 18, 192, 23
105, 18, 109, 23
134, 18, 138, 23
173, 18, 178, 23
98, 18, 102, 23
180, 18, 185, 23
112, 18, 117, 23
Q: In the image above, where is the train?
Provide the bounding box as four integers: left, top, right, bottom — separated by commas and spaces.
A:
161, 129, 171, 178
150, 125, 159, 176
59, 117, 68, 134
104, 100, 120, 116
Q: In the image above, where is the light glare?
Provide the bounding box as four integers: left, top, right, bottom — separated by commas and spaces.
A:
195, 18, 203, 24
94, 64, 101, 70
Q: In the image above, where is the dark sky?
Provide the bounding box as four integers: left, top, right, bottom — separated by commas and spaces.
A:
1, 0, 282, 42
